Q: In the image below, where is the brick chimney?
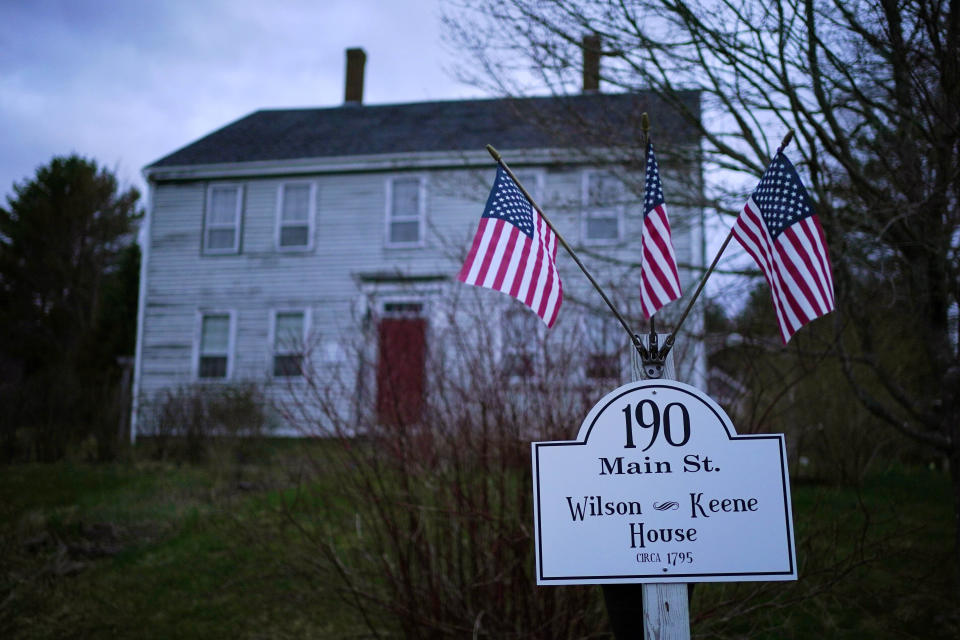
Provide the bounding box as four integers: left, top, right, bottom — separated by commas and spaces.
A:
344, 48, 366, 104
582, 34, 601, 93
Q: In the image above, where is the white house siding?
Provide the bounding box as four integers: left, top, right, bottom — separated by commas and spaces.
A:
134, 154, 705, 438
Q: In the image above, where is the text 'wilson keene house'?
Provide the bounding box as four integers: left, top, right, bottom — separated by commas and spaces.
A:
132, 47, 705, 438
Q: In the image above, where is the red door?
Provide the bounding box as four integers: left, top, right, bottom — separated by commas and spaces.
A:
376, 316, 426, 425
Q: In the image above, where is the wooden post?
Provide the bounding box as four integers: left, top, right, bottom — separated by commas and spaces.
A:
603, 336, 691, 639
635, 336, 691, 639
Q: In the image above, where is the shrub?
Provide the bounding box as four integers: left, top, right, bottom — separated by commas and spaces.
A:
140, 382, 271, 463
278, 301, 620, 638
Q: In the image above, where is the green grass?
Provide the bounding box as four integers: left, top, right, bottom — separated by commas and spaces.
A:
691, 466, 958, 638
1, 449, 956, 639
0, 450, 362, 639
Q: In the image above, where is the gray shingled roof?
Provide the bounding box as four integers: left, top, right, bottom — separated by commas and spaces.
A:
148, 91, 699, 168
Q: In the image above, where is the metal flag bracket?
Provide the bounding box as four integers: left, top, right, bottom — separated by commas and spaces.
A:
642, 332, 664, 379
637, 327, 669, 379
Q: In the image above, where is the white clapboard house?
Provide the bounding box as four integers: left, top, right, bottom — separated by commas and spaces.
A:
132, 47, 706, 438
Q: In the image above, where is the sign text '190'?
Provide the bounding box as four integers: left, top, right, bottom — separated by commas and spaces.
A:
622, 400, 691, 450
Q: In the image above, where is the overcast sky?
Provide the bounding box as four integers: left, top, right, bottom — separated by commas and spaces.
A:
1, 0, 483, 202
1, 0, 759, 307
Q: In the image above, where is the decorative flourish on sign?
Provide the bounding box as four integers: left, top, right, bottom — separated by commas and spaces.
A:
653, 501, 680, 511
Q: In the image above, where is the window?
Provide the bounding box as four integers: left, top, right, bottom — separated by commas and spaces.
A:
197, 312, 234, 379
511, 170, 542, 202
383, 302, 424, 316
276, 182, 315, 250
584, 315, 621, 380
386, 177, 424, 246
204, 185, 242, 253
272, 310, 308, 377
502, 308, 540, 379
583, 172, 624, 243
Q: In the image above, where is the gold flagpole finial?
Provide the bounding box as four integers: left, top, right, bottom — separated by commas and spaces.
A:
777, 130, 795, 155
641, 112, 650, 135
485, 144, 502, 162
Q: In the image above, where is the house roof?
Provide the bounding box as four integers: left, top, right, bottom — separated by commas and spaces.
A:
147, 91, 700, 170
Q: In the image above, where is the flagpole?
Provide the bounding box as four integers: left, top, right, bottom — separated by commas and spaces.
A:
657, 130, 795, 360
485, 144, 648, 358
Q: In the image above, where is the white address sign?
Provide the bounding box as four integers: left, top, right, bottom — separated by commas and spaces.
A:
532, 379, 797, 585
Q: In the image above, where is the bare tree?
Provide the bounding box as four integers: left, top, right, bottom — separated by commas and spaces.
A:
277, 293, 623, 638
443, 0, 960, 577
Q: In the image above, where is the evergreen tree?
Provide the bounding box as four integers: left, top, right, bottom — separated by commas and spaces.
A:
0, 155, 141, 460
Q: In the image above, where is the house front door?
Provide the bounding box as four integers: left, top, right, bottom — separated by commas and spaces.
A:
376, 308, 426, 426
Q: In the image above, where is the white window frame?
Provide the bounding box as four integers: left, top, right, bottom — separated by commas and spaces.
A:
192, 310, 237, 380
581, 170, 624, 244
510, 169, 544, 204
385, 175, 427, 248
268, 308, 312, 378
274, 181, 317, 251
204, 184, 243, 254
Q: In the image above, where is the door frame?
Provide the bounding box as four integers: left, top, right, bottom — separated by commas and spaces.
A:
355, 278, 445, 426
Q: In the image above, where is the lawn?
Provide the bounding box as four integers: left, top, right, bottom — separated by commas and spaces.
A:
0, 444, 956, 639
691, 467, 959, 638
0, 444, 363, 639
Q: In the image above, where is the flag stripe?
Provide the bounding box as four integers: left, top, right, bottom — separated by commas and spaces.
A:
458, 218, 489, 284
753, 208, 809, 333
457, 221, 486, 282
734, 202, 795, 339
508, 230, 532, 298
807, 216, 835, 307
649, 246, 681, 298
540, 218, 562, 327
642, 244, 675, 306
472, 220, 499, 287
740, 201, 800, 334
491, 225, 520, 291
524, 229, 546, 309
781, 223, 827, 313
771, 232, 821, 321
536, 257, 555, 318
645, 223, 681, 298
499, 229, 525, 295
780, 225, 830, 316
646, 208, 682, 287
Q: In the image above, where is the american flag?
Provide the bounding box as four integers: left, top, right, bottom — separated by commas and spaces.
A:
732, 153, 835, 343
640, 141, 683, 317
458, 166, 562, 327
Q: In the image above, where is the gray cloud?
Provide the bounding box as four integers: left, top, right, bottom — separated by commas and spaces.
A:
0, 0, 481, 201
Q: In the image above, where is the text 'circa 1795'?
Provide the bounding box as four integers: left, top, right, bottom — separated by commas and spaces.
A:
532, 380, 797, 585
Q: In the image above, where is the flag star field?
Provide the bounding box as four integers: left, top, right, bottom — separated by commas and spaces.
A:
482, 168, 535, 238
643, 153, 665, 214
751, 156, 814, 237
